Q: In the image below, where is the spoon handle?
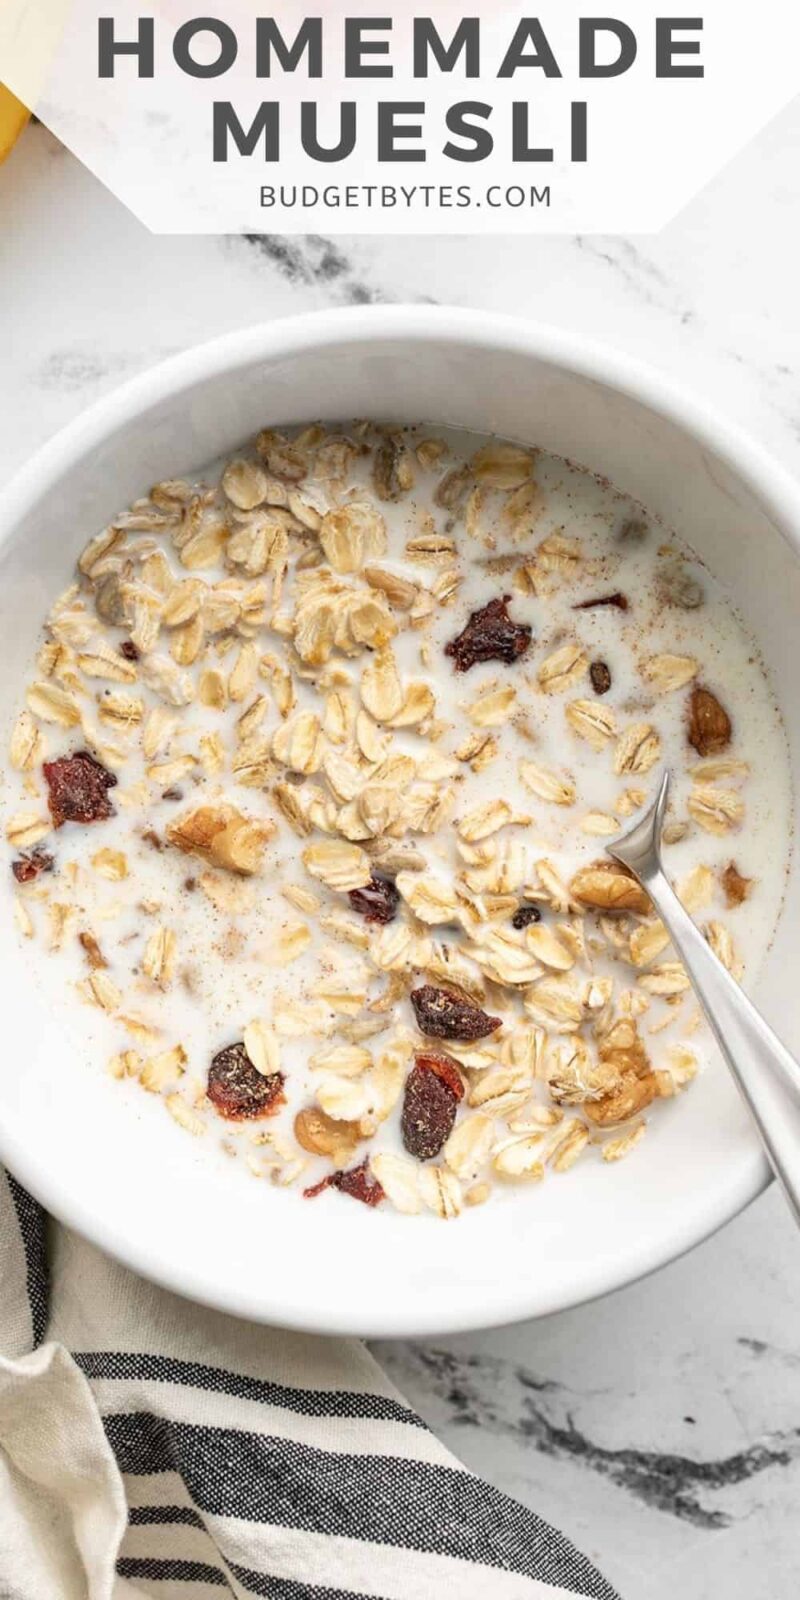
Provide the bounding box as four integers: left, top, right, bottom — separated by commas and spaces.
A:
610, 774, 800, 1227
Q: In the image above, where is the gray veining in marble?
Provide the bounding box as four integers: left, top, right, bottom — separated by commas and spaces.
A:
3, 113, 800, 1600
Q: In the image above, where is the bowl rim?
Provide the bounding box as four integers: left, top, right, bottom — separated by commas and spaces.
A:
3, 302, 797, 1335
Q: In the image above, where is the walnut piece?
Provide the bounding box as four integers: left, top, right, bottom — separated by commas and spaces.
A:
721, 861, 754, 908
166, 803, 274, 875
569, 860, 651, 915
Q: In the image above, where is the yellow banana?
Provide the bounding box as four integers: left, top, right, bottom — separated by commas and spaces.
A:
0, 84, 30, 164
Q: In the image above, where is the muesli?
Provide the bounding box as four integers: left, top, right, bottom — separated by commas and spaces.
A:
5, 423, 791, 1217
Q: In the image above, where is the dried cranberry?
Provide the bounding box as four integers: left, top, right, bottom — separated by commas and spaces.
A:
119, 640, 140, 661
512, 904, 541, 930
207, 1042, 285, 1122
304, 1159, 385, 1208
445, 596, 532, 673
43, 750, 117, 829
304, 1174, 337, 1201
410, 984, 501, 1041
11, 848, 54, 884
401, 1055, 463, 1161
590, 660, 612, 696
573, 591, 628, 611
348, 872, 399, 925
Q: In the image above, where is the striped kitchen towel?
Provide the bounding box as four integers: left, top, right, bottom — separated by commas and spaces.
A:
0, 1169, 619, 1600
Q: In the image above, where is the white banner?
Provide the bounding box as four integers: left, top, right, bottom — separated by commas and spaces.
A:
2, 0, 799, 233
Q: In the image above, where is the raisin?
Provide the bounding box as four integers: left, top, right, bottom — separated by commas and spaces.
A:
512, 904, 541, 930
304, 1159, 385, 1208
687, 684, 731, 757
162, 787, 184, 802
207, 1042, 285, 1122
590, 660, 612, 696
401, 1055, 463, 1161
410, 984, 501, 1041
43, 750, 117, 829
119, 639, 140, 661
11, 848, 54, 883
348, 872, 399, 924
445, 595, 532, 673
573, 591, 628, 611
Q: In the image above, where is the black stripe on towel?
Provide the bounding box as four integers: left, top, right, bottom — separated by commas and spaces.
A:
103, 1413, 617, 1595
107, 1411, 174, 1474
230, 1565, 376, 1600
76, 1350, 423, 1428
129, 1504, 205, 1527
116, 1556, 227, 1586
6, 1174, 49, 1348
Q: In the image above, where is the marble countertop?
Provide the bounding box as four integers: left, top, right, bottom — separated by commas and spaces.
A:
4, 113, 800, 1600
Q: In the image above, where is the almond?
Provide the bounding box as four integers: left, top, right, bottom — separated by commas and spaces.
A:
687, 684, 732, 757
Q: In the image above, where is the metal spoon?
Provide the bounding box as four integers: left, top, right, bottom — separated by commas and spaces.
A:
607, 770, 800, 1225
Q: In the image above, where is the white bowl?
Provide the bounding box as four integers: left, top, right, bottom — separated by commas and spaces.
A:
1, 306, 799, 1338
